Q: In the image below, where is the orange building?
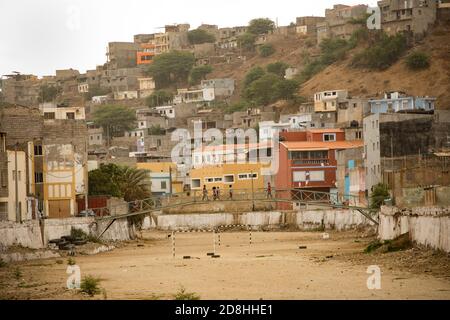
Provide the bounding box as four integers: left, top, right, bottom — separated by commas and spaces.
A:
136, 43, 156, 65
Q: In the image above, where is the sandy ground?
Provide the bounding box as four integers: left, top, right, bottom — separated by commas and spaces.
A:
0, 230, 449, 300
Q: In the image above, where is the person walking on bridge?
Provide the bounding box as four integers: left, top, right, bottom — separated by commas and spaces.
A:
266, 182, 273, 199
202, 185, 209, 201
229, 185, 233, 200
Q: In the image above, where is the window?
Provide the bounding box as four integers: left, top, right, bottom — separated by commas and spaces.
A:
238, 174, 248, 180
323, 133, 336, 142
293, 171, 306, 182
0, 202, 7, 221
44, 112, 55, 120
224, 175, 234, 183
192, 179, 201, 188
161, 181, 167, 189
214, 177, 223, 182
0, 133, 5, 152
310, 170, 325, 181
206, 177, 214, 183
1, 170, 7, 187
35, 172, 44, 183
34, 145, 43, 156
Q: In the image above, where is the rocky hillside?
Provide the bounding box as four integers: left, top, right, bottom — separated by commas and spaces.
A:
208, 24, 450, 109
300, 25, 450, 109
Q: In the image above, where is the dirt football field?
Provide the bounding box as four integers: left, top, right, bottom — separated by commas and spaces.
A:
1, 230, 449, 300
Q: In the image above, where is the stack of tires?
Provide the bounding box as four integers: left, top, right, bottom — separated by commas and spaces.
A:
49, 236, 88, 251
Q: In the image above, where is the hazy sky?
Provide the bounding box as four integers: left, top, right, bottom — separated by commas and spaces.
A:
0, 0, 377, 77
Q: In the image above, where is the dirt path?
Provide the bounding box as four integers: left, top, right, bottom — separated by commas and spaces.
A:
1, 230, 449, 300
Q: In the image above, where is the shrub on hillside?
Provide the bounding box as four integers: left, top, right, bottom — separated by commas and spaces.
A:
405, 51, 430, 70
259, 44, 276, 57
351, 33, 408, 70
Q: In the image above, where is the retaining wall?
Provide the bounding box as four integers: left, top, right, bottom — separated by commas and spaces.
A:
146, 209, 375, 231
379, 206, 450, 252
0, 216, 136, 250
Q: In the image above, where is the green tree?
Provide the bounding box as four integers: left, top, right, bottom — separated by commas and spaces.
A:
248, 18, 275, 35
243, 73, 280, 105
88, 164, 123, 197
84, 85, 111, 101
189, 65, 213, 85
370, 183, 390, 209
119, 167, 152, 202
146, 90, 174, 107
38, 85, 61, 103
243, 67, 266, 88
237, 33, 257, 52
352, 33, 408, 70
147, 51, 196, 87
405, 51, 430, 70
188, 29, 216, 45
266, 61, 290, 77
148, 124, 165, 135
88, 164, 151, 202
92, 105, 136, 142
259, 44, 275, 57
274, 79, 299, 100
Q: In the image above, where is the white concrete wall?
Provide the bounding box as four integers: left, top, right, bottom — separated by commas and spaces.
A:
379, 206, 450, 252
0, 220, 43, 249
0, 216, 135, 249
153, 210, 374, 231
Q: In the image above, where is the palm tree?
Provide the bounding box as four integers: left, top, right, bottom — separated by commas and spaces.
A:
370, 183, 390, 209
119, 167, 152, 202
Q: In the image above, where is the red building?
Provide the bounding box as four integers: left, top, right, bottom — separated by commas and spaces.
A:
275, 129, 363, 208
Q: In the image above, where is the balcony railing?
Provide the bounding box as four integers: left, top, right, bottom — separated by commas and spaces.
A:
291, 159, 330, 166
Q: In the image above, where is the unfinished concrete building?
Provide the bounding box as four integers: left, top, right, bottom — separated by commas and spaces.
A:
0, 74, 40, 107
378, 0, 438, 39
106, 42, 140, 69
317, 4, 368, 43
295, 16, 326, 37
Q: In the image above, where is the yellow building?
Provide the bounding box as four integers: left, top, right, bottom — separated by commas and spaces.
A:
136, 162, 183, 194
190, 163, 265, 191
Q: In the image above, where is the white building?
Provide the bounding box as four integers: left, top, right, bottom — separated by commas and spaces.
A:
114, 90, 138, 100
78, 83, 89, 93
259, 121, 290, 141
154, 106, 175, 119
92, 95, 108, 104
284, 67, 299, 80
174, 88, 215, 104
138, 77, 156, 98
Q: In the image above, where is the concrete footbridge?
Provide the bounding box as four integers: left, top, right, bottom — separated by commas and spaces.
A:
93, 188, 378, 239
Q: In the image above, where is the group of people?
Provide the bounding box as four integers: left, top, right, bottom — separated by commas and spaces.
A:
202, 185, 228, 201
201, 182, 273, 201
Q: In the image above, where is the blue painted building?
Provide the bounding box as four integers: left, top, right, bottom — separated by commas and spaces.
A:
369, 91, 435, 114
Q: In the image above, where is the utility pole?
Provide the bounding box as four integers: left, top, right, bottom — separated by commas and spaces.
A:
14, 142, 20, 223
169, 166, 173, 196
84, 137, 89, 212
251, 170, 255, 211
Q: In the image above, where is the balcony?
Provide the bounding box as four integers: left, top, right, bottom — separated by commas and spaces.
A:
291, 159, 330, 166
